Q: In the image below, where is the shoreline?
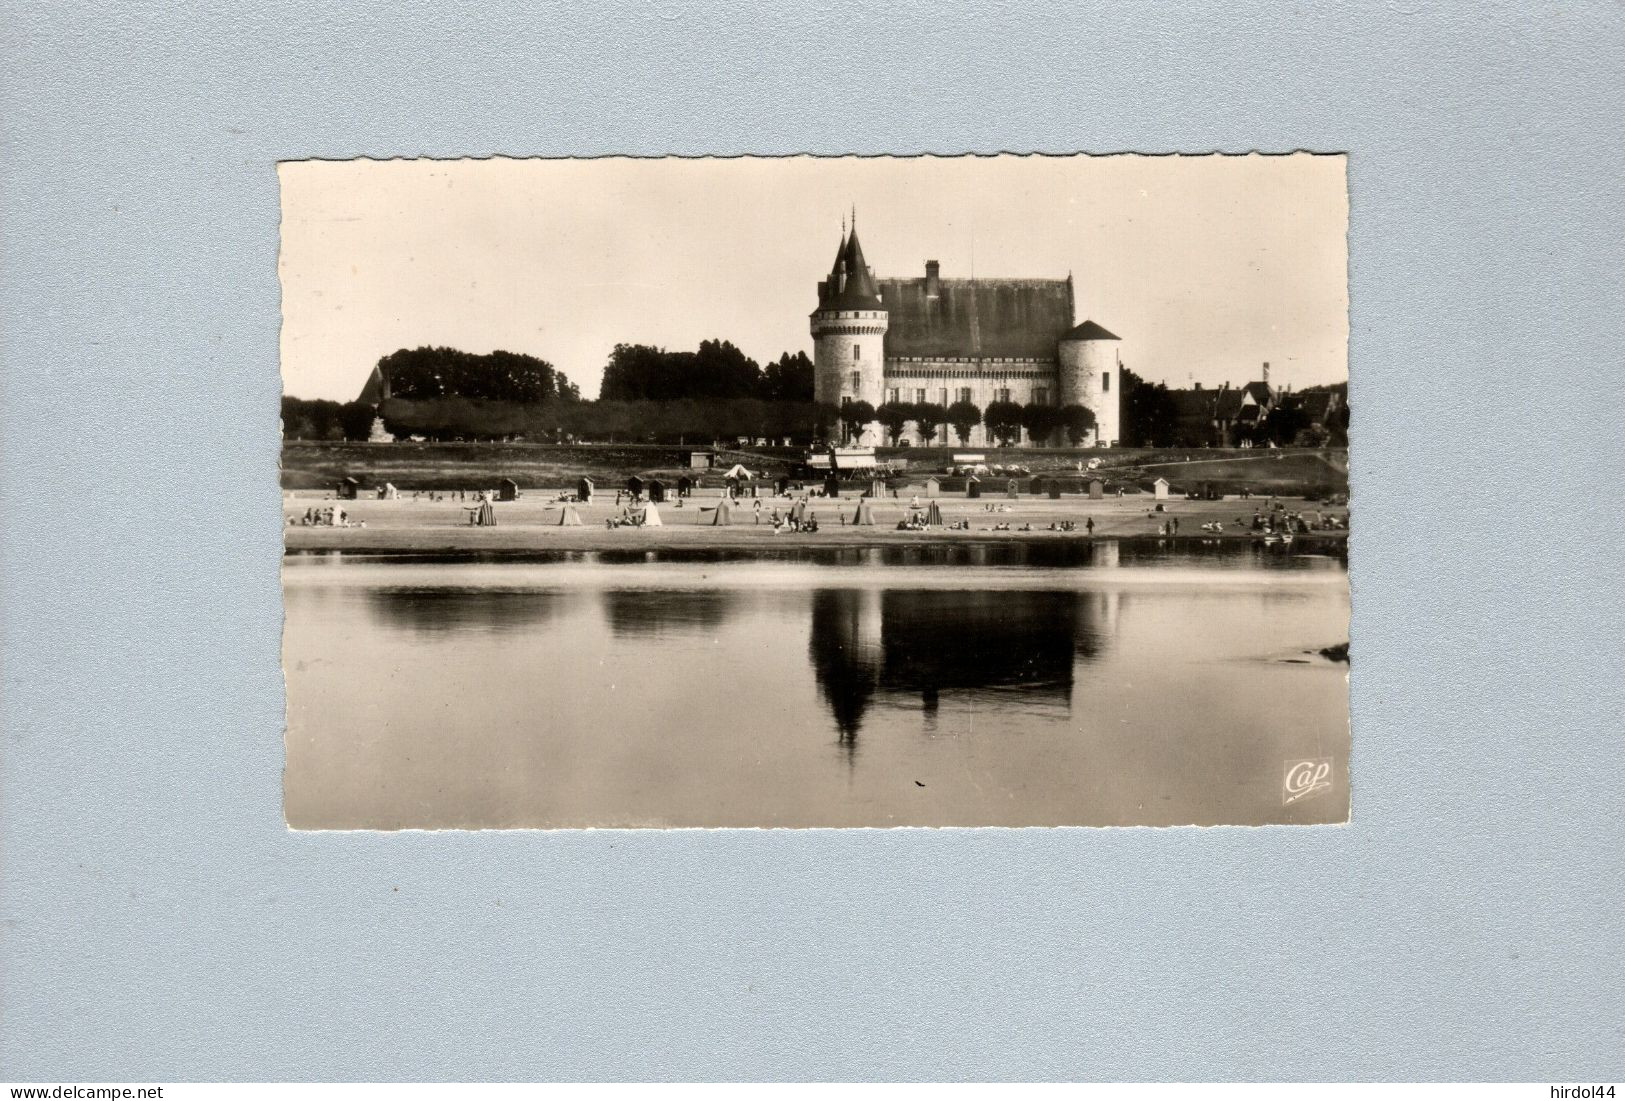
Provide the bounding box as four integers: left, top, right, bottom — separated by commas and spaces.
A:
283, 489, 1347, 555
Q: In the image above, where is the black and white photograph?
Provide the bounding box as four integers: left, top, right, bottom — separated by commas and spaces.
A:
279, 153, 1351, 829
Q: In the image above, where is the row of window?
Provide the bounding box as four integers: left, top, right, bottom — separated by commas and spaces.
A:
847, 374, 1110, 404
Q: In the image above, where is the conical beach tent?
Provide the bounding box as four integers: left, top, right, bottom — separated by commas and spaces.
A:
924, 501, 944, 526
709, 496, 735, 525
723, 463, 753, 480
640, 503, 663, 526
476, 500, 496, 526
851, 497, 877, 526
556, 506, 582, 526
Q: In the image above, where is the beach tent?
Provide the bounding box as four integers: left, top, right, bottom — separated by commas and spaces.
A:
1089, 479, 1104, 500
924, 501, 944, 527
626, 475, 644, 498
676, 475, 692, 497
648, 479, 666, 504
1048, 480, 1063, 500
497, 478, 520, 502
1007, 479, 1021, 499
776, 476, 791, 496
577, 477, 594, 503
851, 497, 878, 526
475, 500, 496, 527
966, 475, 981, 499
867, 478, 888, 499
709, 496, 735, 525
336, 476, 360, 500
640, 503, 664, 527
823, 471, 841, 498
1153, 477, 1170, 500
723, 463, 754, 481
790, 497, 807, 524
556, 505, 583, 526
924, 477, 940, 498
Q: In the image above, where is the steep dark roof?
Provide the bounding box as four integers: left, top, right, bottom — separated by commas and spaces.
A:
1168, 390, 1219, 421
1293, 391, 1337, 421
877, 275, 1075, 359
1060, 320, 1119, 341
1214, 388, 1246, 420
1242, 381, 1273, 406
815, 228, 885, 311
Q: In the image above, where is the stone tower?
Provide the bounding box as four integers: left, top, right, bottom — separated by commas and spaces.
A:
1057, 320, 1122, 446
810, 219, 888, 446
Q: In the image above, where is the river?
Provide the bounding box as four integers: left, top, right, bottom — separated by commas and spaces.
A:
283, 542, 1350, 828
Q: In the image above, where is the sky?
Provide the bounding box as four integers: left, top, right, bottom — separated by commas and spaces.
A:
279, 154, 1348, 402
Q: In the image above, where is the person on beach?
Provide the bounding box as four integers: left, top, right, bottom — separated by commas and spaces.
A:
1086, 517, 1094, 536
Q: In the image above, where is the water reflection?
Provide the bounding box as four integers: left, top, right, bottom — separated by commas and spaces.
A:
601, 589, 744, 638
808, 588, 1120, 751
364, 587, 582, 633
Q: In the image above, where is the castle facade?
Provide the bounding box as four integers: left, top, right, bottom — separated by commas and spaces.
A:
810, 222, 1122, 448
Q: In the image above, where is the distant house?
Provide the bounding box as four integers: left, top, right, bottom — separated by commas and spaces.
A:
1166, 376, 1276, 446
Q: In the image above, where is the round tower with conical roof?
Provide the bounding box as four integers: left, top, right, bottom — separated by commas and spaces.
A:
1058, 320, 1122, 446
810, 218, 888, 445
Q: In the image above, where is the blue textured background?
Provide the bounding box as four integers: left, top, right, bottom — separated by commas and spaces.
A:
3, 0, 1622, 1082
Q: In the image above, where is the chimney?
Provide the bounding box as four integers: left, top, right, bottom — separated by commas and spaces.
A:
1194, 381, 1203, 391
1262, 361, 1271, 386
925, 260, 941, 299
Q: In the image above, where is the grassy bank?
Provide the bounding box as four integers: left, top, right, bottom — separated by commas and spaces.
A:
282, 440, 1350, 497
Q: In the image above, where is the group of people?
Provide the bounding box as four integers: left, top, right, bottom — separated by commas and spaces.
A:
292, 506, 362, 528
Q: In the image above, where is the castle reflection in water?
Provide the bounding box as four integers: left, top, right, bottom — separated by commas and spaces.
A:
807, 587, 1119, 749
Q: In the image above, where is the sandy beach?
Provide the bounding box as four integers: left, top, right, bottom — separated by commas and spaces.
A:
283, 487, 1347, 553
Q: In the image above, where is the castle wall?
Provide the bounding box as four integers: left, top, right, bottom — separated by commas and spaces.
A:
1057, 340, 1121, 446
883, 357, 1061, 447
812, 308, 888, 444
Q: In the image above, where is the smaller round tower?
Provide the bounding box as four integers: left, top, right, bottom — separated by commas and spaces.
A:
1057, 321, 1122, 447
810, 221, 888, 446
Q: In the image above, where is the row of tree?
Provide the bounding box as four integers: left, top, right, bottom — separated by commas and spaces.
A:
375, 347, 581, 403
851, 400, 1098, 447
281, 396, 378, 441
600, 342, 813, 403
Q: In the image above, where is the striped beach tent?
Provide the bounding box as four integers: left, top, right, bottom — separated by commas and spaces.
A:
924, 501, 944, 527
851, 497, 877, 526
556, 506, 582, 526
709, 496, 735, 525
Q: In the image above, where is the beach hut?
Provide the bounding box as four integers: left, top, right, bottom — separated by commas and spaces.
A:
626, 475, 644, 499
497, 478, 520, 502
966, 475, 981, 499
676, 474, 692, 498
648, 479, 666, 504
824, 471, 841, 498
924, 501, 944, 527
851, 497, 877, 526
1153, 477, 1170, 500
709, 496, 736, 525
924, 477, 940, 498
577, 477, 594, 503
336, 476, 360, 500
640, 503, 663, 527
1047, 479, 1063, 500
1006, 478, 1020, 499
1089, 479, 1104, 500
555, 505, 583, 526
775, 476, 791, 497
